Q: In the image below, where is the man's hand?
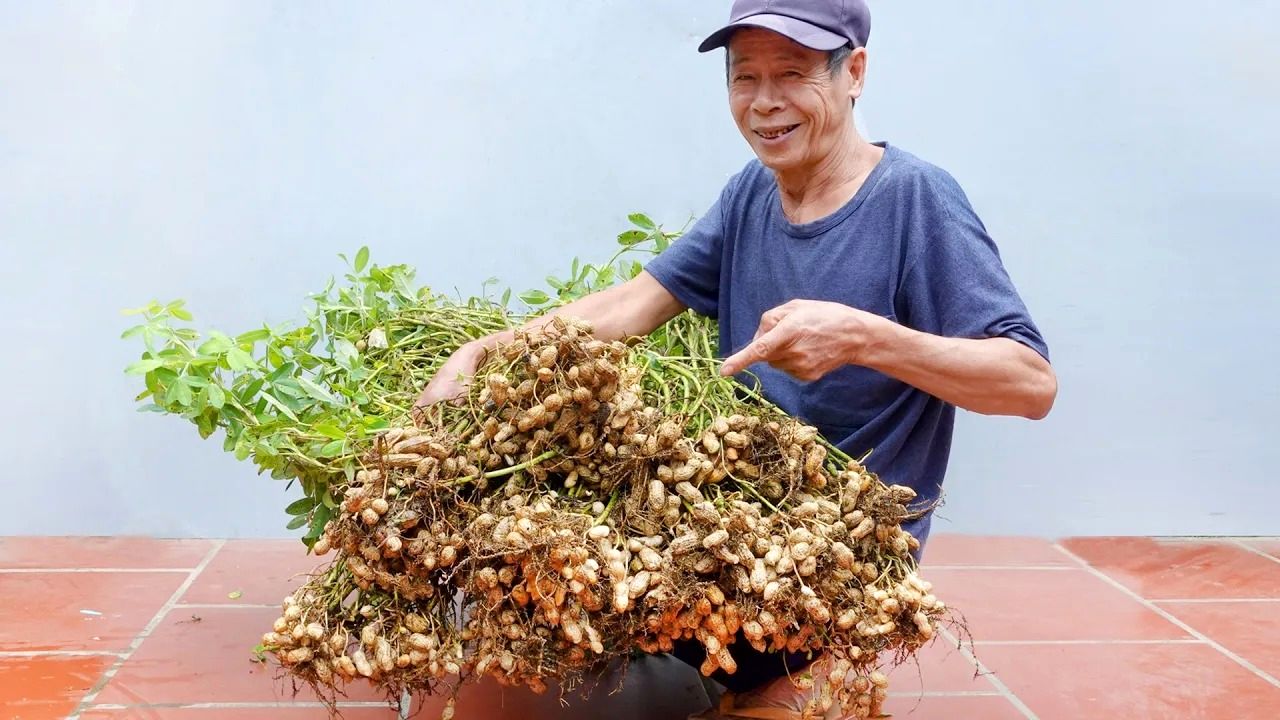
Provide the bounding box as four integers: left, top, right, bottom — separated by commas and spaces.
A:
720, 299, 886, 381
721, 298, 1058, 419
410, 342, 487, 425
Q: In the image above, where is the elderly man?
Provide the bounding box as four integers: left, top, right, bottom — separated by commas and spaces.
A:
415, 0, 1056, 716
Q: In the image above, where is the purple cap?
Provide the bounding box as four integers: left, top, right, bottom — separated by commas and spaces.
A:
697, 0, 871, 53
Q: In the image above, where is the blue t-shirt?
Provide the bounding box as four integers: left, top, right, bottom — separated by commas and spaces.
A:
644, 143, 1049, 550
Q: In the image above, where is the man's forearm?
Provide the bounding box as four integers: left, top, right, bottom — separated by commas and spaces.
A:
862, 321, 1057, 419
464, 277, 680, 355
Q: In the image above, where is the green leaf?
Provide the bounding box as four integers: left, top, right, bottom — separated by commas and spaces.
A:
286, 514, 309, 530
306, 504, 333, 539
271, 379, 307, 399
297, 377, 340, 405
236, 328, 271, 345
207, 383, 226, 409
125, 358, 165, 375
321, 489, 339, 509
120, 324, 147, 341
286, 497, 314, 515
546, 275, 565, 290
314, 421, 345, 440
355, 246, 370, 272
121, 302, 158, 316
617, 229, 647, 246
628, 213, 656, 230
136, 403, 166, 413
227, 590, 243, 600
519, 289, 550, 306
362, 416, 390, 431
500, 288, 512, 307
319, 439, 345, 457
226, 347, 258, 371
197, 336, 231, 356
166, 380, 193, 407
171, 307, 194, 321
260, 392, 299, 421
333, 339, 358, 369
240, 378, 264, 403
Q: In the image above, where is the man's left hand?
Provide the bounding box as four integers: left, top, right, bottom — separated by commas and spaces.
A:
720, 299, 888, 381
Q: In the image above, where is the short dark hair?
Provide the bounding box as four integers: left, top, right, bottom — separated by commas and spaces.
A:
826, 43, 853, 76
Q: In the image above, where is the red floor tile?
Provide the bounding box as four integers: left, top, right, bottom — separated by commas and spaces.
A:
1244, 540, 1280, 560
974, 642, 1280, 719
880, 693, 1025, 719
95, 607, 389, 706
883, 635, 992, 693
924, 568, 1189, 642
0, 572, 186, 652
0, 655, 111, 720
1061, 537, 1280, 600
1157, 601, 1280, 679
0, 538, 215, 570
920, 534, 1072, 567
80, 709, 400, 719
180, 540, 327, 606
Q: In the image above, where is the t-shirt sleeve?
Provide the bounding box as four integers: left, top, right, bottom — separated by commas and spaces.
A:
642, 181, 732, 319
897, 211, 1050, 362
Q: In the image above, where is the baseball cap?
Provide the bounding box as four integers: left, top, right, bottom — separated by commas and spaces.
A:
697, 0, 871, 53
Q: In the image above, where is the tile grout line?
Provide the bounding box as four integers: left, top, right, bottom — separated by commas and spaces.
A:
1053, 543, 1280, 690
1230, 538, 1280, 567
938, 627, 1040, 720
66, 539, 227, 719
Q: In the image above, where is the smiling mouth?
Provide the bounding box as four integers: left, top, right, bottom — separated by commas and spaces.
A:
755, 124, 799, 140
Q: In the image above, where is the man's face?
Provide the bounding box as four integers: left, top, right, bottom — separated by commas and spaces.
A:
726, 28, 860, 175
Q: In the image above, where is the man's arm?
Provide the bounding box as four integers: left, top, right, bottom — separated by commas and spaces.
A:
864, 324, 1056, 419
413, 271, 686, 412
720, 299, 1057, 420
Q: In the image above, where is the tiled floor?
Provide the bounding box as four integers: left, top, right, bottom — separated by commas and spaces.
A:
2, 535, 1278, 720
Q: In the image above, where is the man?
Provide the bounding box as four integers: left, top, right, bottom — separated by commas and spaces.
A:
415, 1, 1056, 716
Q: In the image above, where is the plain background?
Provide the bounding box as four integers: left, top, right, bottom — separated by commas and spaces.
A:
2, 1, 1277, 539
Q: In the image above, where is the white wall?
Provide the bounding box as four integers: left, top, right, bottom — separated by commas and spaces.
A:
2, 1, 1277, 538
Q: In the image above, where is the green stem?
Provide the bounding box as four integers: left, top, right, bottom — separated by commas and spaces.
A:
593, 491, 620, 525
453, 450, 558, 485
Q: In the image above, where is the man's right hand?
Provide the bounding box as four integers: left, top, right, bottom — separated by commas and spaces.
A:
410, 341, 487, 425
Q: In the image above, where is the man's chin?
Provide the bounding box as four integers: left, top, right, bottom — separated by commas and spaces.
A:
752, 151, 799, 174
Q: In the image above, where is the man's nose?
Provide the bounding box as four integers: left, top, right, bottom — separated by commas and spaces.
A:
750, 78, 784, 115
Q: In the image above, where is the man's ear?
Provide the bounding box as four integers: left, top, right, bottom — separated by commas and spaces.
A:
847, 47, 869, 102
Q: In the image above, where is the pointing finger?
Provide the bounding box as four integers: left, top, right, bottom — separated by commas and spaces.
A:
721, 326, 783, 376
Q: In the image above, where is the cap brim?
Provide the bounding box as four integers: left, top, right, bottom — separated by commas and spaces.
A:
697, 14, 847, 53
